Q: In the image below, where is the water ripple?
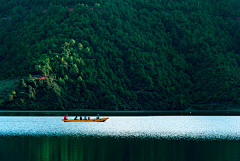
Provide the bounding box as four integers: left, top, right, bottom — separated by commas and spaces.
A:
0, 116, 240, 140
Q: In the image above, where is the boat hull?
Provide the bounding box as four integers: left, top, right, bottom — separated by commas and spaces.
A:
62, 117, 109, 122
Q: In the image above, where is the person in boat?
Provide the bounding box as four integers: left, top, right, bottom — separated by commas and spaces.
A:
84, 116, 87, 120
74, 116, 77, 120
80, 116, 82, 120
64, 114, 68, 120
96, 114, 100, 119
88, 117, 90, 120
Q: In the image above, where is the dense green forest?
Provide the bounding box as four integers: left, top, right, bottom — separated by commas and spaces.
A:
0, 0, 240, 110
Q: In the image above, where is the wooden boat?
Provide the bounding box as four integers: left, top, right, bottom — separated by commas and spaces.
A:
62, 117, 109, 122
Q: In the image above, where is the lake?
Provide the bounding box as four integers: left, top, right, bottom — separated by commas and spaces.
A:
0, 116, 240, 161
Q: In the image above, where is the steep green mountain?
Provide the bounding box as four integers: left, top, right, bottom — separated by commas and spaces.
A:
0, 0, 240, 110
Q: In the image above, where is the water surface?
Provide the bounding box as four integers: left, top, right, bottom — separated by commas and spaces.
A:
1, 116, 240, 140
0, 116, 240, 161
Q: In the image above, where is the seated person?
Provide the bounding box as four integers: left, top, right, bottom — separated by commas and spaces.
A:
80, 116, 82, 120
88, 117, 90, 120
96, 114, 100, 119
84, 116, 87, 120
74, 116, 77, 120
64, 114, 68, 120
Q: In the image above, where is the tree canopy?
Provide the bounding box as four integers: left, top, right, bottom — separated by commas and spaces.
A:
0, 0, 240, 110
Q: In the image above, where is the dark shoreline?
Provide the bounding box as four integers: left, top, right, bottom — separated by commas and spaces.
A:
0, 110, 240, 116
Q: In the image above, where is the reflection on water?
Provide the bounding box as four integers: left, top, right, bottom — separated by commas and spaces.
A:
1, 136, 240, 161
1, 116, 240, 161
0, 116, 240, 140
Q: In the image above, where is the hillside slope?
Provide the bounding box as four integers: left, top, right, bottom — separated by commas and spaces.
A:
0, 0, 240, 110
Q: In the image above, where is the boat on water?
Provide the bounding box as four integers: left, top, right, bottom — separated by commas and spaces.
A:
62, 117, 109, 122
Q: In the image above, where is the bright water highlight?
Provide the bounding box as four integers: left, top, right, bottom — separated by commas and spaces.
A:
1, 116, 240, 140
1, 116, 240, 161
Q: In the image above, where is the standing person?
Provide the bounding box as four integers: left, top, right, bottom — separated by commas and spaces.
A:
64, 114, 68, 120
96, 114, 100, 119
80, 116, 82, 120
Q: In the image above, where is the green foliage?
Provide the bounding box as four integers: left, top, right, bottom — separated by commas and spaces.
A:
0, 99, 4, 105
1, 0, 240, 110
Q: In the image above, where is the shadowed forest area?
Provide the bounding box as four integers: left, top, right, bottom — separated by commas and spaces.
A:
0, 0, 240, 110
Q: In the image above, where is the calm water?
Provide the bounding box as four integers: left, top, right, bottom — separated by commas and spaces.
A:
0, 116, 240, 160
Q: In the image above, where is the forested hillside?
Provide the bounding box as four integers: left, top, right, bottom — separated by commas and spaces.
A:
0, 0, 240, 110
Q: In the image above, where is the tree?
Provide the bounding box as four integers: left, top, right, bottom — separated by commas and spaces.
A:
70, 64, 79, 76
